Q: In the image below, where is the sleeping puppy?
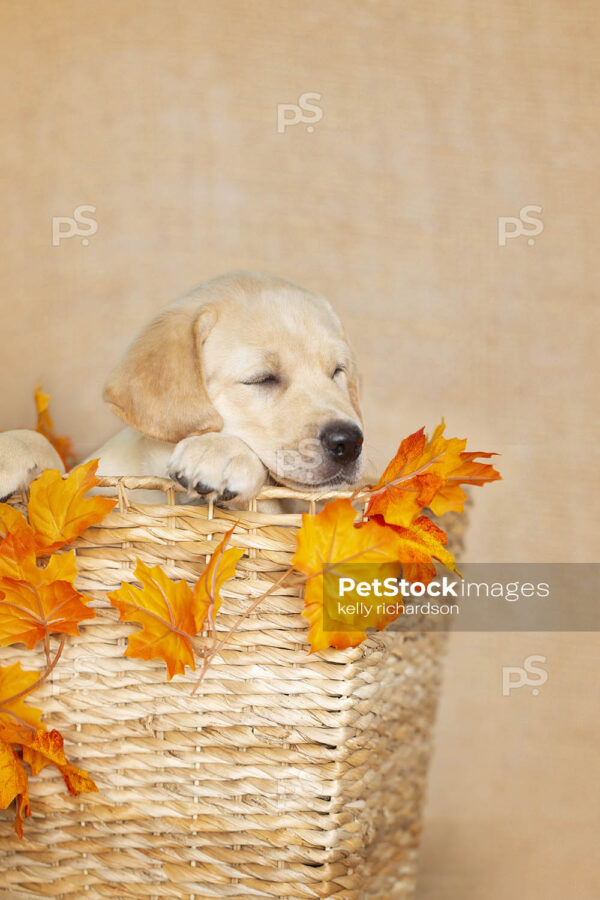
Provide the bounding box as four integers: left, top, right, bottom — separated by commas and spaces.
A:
0, 272, 365, 504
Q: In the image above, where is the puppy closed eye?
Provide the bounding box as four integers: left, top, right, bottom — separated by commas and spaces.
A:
241, 373, 280, 386
332, 365, 346, 379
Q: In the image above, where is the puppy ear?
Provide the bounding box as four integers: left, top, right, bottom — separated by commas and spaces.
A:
103, 304, 223, 443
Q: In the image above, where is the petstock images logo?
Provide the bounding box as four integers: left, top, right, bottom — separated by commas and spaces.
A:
320, 563, 600, 634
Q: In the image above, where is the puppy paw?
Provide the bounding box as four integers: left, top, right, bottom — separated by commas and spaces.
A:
167, 434, 267, 504
0, 430, 65, 501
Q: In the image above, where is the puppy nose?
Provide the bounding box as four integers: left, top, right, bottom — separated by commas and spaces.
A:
319, 421, 363, 465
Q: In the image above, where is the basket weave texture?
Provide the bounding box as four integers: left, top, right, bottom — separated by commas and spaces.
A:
0, 478, 467, 900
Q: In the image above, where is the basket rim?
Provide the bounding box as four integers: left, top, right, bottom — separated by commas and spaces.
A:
94, 474, 371, 502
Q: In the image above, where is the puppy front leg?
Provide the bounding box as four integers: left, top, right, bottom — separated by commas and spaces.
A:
0, 430, 65, 501
167, 434, 267, 505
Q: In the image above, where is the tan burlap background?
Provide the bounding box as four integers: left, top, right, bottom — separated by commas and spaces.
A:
1, 3, 598, 897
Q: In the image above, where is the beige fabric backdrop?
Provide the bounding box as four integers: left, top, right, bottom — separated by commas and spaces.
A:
1, 2, 598, 897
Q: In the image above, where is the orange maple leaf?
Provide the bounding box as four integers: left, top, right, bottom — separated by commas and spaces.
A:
0, 549, 94, 649
0, 662, 43, 731
292, 498, 445, 652
0, 723, 97, 837
34, 385, 76, 470
427, 449, 501, 517
369, 513, 456, 583
193, 528, 245, 630
0, 663, 41, 839
27, 459, 116, 555
0, 505, 35, 545
0, 665, 97, 838
109, 529, 243, 679
109, 561, 201, 679
366, 421, 500, 527
17, 727, 97, 794
0, 739, 29, 838
0, 528, 38, 582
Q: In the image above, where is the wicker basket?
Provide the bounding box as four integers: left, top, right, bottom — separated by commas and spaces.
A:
0, 477, 467, 899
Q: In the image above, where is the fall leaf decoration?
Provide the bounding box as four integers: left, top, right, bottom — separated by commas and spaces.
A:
426, 449, 501, 517
16, 726, 97, 789
0, 505, 35, 547
0, 719, 97, 838
108, 528, 244, 679
34, 385, 76, 469
192, 527, 245, 627
0, 737, 30, 838
0, 460, 111, 836
0, 459, 115, 557
369, 513, 457, 584
291, 422, 499, 651
0, 550, 93, 650
27, 460, 116, 555
0, 529, 38, 583
292, 499, 407, 651
0, 460, 114, 648
108, 561, 199, 680
0, 664, 98, 837
0, 662, 43, 731
365, 420, 500, 527
291, 499, 459, 652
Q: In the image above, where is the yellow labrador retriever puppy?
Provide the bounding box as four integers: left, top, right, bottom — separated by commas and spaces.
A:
0, 272, 364, 504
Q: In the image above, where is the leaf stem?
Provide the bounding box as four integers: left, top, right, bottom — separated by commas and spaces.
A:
0, 635, 65, 710
0, 707, 37, 736
191, 564, 295, 693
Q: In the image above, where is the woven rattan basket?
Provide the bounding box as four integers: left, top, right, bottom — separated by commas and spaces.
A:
0, 477, 467, 899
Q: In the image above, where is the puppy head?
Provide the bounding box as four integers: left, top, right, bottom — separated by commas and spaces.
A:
104, 271, 364, 489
